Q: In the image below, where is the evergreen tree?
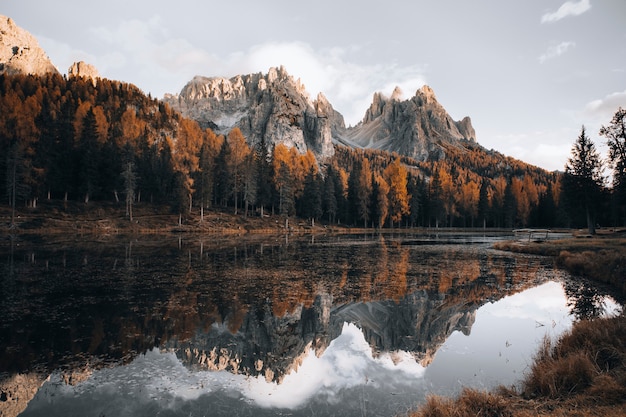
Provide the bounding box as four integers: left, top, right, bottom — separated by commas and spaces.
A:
243, 152, 257, 217
561, 126, 604, 234
599, 107, 626, 224
214, 140, 232, 207
503, 178, 517, 229
299, 167, 323, 223
407, 174, 421, 227
478, 179, 490, 228
428, 168, 444, 227
255, 136, 274, 217
347, 157, 372, 227
77, 108, 100, 203
371, 173, 389, 228
323, 166, 338, 223
121, 144, 137, 221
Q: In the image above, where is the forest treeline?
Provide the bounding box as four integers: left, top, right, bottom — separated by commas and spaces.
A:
1, 73, 623, 229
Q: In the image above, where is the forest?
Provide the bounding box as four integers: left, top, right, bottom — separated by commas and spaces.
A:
1, 73, 624, 230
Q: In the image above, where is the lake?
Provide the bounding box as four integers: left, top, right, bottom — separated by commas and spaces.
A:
0, 232, 621, 417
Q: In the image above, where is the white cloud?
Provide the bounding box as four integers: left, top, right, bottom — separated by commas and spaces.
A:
81, 16, 429, 126
243, 322, 425, 409
582, 90, 626, 122
539, 41, 576, 63
541, 0, 592, 23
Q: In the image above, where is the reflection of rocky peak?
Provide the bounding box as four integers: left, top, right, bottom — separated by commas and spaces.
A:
166, 293, 333, 383
0, 15, 58, 76
164, 66, 337, 159
341, 85, 476, 161
168, 288, 479, 381
332, 291, 476, 367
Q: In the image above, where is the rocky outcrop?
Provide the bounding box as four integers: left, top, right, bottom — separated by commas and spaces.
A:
68, 61, 100, 86
340, 85, 476, 161
0, 15, 58, 76
164, 66, 337, 159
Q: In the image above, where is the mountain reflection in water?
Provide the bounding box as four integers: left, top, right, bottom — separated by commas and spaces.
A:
0, 233, 621, 417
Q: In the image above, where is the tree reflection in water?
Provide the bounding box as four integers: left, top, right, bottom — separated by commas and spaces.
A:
0, 233, 622, 417
564, 279, 612, 320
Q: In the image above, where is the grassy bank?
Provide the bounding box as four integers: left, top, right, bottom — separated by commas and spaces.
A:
493, 232, 626, 294
409, 314, 626, 417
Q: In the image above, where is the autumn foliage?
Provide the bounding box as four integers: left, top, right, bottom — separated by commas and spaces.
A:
0, 73, 589, 229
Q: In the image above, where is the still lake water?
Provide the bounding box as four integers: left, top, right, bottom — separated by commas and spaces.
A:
0, 232, 621, 417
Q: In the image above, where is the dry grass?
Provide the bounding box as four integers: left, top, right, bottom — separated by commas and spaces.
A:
414, 388, 515, 417
493, 234, 626, 295
408, 315, 626, 417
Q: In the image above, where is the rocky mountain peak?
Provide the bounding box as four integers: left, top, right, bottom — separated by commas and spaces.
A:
391, 86, 404, 101
340, 85, 476, 161
417, 85, 436, 102
68, 61, 100, 86
165, 67, 336, 159
0, 15, 58, 76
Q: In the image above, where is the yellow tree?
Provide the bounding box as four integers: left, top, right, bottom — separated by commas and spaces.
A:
459, 180, 480, 226
273, 144, 296, 217
173, 118, 203, 213
92, 105, 109, 144
226, 127, 251, 214
383, 158, 409, 227
120, 107, 144, 147
438, 165, 456, 226
492, 176, 507, 226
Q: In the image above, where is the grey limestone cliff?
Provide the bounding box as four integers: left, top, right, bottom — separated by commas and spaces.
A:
341, 85, 476, 161
164, 66, 338, 159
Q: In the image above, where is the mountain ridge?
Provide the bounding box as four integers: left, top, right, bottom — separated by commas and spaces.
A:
1, 14, 485, 166
166, 68, 478, 162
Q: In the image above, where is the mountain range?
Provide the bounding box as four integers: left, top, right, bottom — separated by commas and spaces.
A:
1, 14, 479, 165
164, 68, 478, 162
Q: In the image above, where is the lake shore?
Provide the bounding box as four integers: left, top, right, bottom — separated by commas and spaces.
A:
407, 232, 626, 417
408, 313, 626, 417
0, 200, 516, 237
493, 231, 626, 295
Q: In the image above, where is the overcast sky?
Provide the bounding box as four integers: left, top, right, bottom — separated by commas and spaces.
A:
4, 0, 626, 171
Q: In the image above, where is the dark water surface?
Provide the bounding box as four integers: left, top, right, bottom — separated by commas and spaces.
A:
0, 232, 621, 416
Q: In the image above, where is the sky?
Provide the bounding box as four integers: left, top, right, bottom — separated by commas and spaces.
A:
3, 0, 626, 172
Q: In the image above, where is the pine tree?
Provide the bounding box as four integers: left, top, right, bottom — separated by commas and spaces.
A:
323, 166, 338, 223
561, 126, 604, 234
478, 179, 490, 228
255, 135, 273, 217
78, 108, 100, 203
599, 107, 626, 224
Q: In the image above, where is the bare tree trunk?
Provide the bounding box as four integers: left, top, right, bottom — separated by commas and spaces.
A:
586, 207, 595, 235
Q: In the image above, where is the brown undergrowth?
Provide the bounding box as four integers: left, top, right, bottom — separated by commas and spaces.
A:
493, 233, 626, 294
408, 314, 626, 417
